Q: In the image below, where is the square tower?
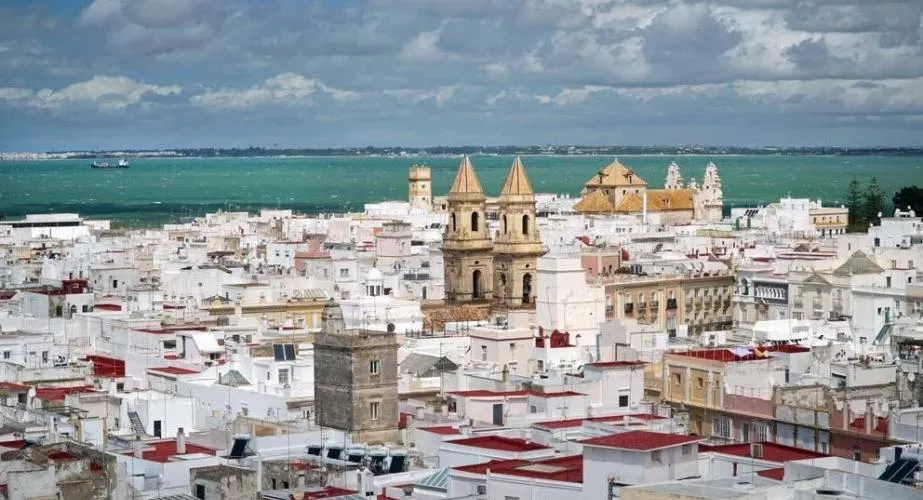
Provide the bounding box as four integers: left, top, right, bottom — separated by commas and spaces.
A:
314, 300, 399, 444
443, 155, 494, 303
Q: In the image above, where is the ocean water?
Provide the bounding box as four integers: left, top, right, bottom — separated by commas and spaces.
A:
1, 155, 921, 227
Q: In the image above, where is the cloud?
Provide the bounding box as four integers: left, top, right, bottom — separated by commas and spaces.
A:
0, 75, 181, 111
191, 73, 359, 111
2, 0, 923, 148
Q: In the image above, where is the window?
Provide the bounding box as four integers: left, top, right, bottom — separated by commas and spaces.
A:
672, 373, 681, 385
41, 351, 48, 363
682, 444, 693, 456
696, 377, 704, 389
3, 351, 10, 359
369, 360, 380, 375
195, 484, 205, 499
471, 212, 480, 232
278, 368, 290, 386
712, 416, 732, 439
618, 395, 629, 407
522, 215, 529, 236
162, 340, 176, 349
481, 345, 488, 361
112, 279, 118, 289
450, 213, 456, 232
370, 401, 380, 420
339, 268, 350, 278
530, 405, 538, 414
651, 450, 661, 461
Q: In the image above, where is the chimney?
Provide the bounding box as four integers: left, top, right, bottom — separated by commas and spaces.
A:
176, 427, 186, 454
865, 405, 875, 434
133, 436, 144, 459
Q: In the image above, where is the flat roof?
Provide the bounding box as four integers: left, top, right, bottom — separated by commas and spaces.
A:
700, 441, 828, 462
454, 454, 583, 484
447, 435, 551, 452
580, 430, 702, 451
120, 439, 216, 463
534, 413, 666, 430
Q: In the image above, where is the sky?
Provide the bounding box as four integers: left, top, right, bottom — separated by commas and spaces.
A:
1, 0, 922, 150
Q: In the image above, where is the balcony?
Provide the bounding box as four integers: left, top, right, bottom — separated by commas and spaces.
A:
637, 302, 647, 311
650, 300, 659, 309
666, 298, 678, 310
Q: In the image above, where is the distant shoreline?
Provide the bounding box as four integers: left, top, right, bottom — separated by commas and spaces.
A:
4, 146, 923, 161
10, 148, 923, 162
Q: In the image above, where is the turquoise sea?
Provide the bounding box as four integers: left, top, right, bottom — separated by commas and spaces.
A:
1, 155, 921, 228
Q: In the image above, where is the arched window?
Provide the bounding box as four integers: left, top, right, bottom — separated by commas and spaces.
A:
471, 212, 479, 232
502, 215, 508, 234
522, 273, 533, 304
522, 215, 529, 236
450, 213, 457, 232
472, 269, 482, 299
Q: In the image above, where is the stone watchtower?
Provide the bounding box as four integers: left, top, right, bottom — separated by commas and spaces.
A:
313, 299, 399, 444
493, 157, 546, 308
443, 155, 494, 303
408, 164, 432, 212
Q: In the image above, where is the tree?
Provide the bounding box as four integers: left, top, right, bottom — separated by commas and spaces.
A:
846, 178, 864, 230
892, 185, 923, 215
864, 177, 884, 226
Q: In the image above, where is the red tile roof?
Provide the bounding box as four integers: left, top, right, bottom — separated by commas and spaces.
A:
46, 451, 79, 461
586, 360, 647, 369
447, 389, 585, 399
120, 439, 216, 463
448, 390, 530, 398
448, 435, 551, 452
454, 455, 584, 484
534, 413, 665, 430
757, 467, 785, 480
93, 303, 122, 311
580, 430, 702, 451
85, 354, 126, 378
699, 442, 828, 462
0, 440, 28, 449
34, 385, 96, 401
147, 366, 201, 375
419, 426, 460, 435
0, 382, 30, 392
289, 486, 356, 499
672, 345, 809, 363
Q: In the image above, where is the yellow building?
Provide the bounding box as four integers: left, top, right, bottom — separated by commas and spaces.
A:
574, 159, 724, 223
602, 272, 734, 335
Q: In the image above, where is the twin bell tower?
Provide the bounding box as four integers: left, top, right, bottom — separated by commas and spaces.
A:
439, 156, 546, 309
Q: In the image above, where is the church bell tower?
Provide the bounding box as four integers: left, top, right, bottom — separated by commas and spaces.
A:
493, 157, 545, 308
443, 155, 493, 303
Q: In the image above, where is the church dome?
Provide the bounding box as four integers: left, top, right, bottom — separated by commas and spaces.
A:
366, 268, 384, 282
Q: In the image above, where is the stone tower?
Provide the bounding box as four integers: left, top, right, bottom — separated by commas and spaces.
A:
313, 299, 399, 444
408, 164, 432, 212
493, 157, 546, 308
664, 161, 684, 190
443, 155, 493, 303
695, 162, 724, 222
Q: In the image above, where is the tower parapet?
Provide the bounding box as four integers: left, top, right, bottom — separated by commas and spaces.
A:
408, 164, 432, 212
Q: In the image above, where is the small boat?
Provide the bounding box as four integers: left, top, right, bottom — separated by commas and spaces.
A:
91, 158, 129, 169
